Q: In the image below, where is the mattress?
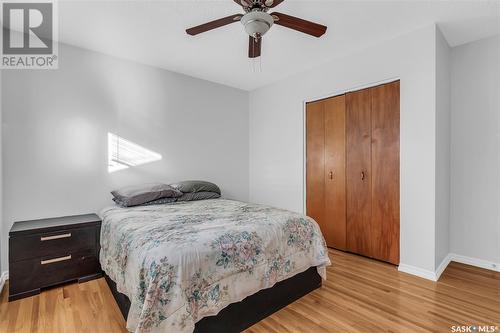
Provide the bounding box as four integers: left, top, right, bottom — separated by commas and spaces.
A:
99, 199, 330, 333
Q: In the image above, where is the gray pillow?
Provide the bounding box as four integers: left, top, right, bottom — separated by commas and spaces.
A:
176, 191, 221, 202
170, 180, 221, 195
113, 196, 178, 207
111, 183, 182, 207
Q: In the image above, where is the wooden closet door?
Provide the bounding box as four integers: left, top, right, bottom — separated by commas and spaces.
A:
324, 95, 346, 250
346, 89, 372, 257
371, 81, 400, 264
306, 101, 325, 231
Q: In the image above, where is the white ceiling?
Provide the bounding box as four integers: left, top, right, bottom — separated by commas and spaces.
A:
58, 0, 500, 90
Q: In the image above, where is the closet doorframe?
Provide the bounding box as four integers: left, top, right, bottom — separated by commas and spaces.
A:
302, 78, 400, 255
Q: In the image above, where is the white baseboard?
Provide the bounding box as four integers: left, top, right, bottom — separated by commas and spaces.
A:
450, 253, 500, 272
399, 253, 499, 282
435, 253, 453, 280
398, 264, 439, 281
0, 271, 9, 295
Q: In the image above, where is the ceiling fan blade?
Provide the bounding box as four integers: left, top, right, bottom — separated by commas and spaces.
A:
233, 0, 251, 8
249, 36, 262, 58
264, 0, 284, 8
271, 12, 327, 37
186, 14, 242, 36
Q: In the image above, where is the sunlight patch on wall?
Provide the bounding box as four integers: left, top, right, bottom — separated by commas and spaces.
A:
108, 132, 162, 173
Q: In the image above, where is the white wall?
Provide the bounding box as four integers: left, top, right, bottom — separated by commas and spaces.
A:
2, 25, 496, 280
435, 27, 451, 268
249, 25, 438, 273
1, 43, 249, 272
0, 70, 3, 278
450, 35, 500, 265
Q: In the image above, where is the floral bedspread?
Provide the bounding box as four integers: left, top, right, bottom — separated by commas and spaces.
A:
100, 199, 331, 333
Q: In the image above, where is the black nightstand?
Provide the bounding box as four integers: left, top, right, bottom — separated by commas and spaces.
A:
9, 214, 102, 301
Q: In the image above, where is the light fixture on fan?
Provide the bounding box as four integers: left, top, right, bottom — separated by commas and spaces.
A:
240, 11, 274, 39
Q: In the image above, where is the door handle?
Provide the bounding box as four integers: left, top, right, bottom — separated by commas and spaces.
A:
361, 171, 365, 181
329, 171, 333, 180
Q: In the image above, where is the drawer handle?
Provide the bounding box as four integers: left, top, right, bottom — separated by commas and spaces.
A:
40, 233, 72, 241
41, 255, 72, 265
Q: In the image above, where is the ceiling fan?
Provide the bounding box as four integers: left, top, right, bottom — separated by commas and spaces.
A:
186, 0, 327, 58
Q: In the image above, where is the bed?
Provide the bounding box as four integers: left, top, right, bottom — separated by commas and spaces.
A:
100, 199, 330, 333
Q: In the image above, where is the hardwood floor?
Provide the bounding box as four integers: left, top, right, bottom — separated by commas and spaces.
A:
1, 250, 499, 333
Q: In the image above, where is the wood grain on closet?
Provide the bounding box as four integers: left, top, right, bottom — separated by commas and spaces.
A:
346, 88, 372, 257
370, 81, 400, 264
306, 101, 325, 231
323, 95, 347, 250
306, 81, 400, 264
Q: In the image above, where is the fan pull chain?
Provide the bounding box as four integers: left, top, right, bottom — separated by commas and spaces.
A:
251, 56, 262, 73
250, 40, 262, 73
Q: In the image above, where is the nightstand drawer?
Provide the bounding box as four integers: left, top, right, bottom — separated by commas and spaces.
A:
9, 213, 102, 301
9, 249, 100, 297
10, 226, 98, 262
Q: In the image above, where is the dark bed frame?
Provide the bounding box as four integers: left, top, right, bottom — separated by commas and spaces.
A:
105, 266, 321, 333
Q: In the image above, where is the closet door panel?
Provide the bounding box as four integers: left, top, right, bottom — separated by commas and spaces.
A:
306, 101, 325, 231
324, 95, 346, 250
371, 81, 400, 264
346, 89, 372, 257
